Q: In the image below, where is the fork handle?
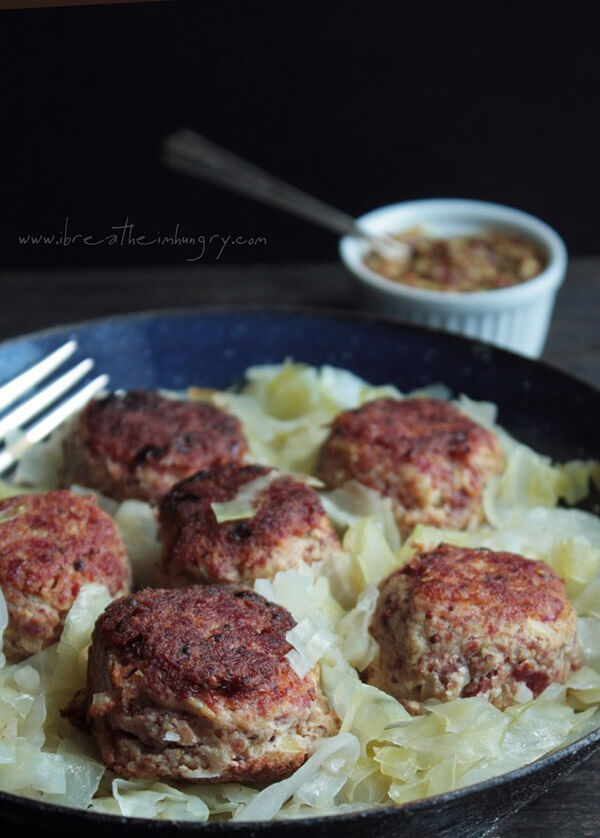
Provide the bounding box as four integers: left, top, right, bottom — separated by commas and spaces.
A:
163, 129, 373, 243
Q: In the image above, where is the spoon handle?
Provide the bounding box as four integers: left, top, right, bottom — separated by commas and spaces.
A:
163, 129, 381, 245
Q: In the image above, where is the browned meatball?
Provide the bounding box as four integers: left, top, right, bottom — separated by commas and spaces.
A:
85, 585, 339, 783
316, 398, 504, 535
0, 491, 131, 663
365, 543, 581, 713
63, 391, 248, 503
156, 463, 344, 587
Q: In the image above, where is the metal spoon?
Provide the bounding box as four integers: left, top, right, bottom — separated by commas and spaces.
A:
162, 129, 410, 262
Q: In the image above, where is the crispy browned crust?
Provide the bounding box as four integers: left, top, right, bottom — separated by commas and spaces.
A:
366, 543, 581, 712
0, 491, 131, 662
63, 391, 248, 503
316, 397, 504, 534
85, 586, 339, 783
92, 586, 295, 703
156, 463, 343, 586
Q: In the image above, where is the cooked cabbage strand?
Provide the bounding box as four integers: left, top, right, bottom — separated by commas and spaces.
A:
0, 361, 598, 820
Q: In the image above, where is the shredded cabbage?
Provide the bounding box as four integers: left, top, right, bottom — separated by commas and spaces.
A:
320, 481, 401, 551
93, 778, 211, 821
114, 500, 161, 588
12, 419, 73, 490
484, 445, 598, 526
218, 361, 403, 473
233, 733, 360, 822
337, 585, 380, 670
0, 361, 598, 821
284, 617, 338, 678
211, 472, 277, 523
318, 512, 400, 609
211, 470, 324, 524
0, 584, 109, 806
0, 479, 38, 500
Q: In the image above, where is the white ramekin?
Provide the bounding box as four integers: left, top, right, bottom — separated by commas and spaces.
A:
339, 199, 567, 358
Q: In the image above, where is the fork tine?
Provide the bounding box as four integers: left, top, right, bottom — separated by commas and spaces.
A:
0, 340, 78, 413
28, 373, 109, 443
0, 358, 94, 442
0, 373, 109, 476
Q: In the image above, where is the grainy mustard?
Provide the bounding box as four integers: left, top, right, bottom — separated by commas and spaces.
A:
365, 227, 545, 292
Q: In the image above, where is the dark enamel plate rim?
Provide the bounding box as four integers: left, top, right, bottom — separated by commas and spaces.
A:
0, 303, 599, 397
0, 305, 597, 830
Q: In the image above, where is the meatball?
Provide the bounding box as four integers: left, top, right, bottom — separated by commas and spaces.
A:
156, 463, 344, 587
0, 491, 131, 663
365, 543, 581, 713
316, 398, 504, 535
63, 390, 248, 503
85, 585, 339, 783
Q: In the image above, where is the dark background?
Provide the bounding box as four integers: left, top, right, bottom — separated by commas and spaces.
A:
1, 2, 598, 270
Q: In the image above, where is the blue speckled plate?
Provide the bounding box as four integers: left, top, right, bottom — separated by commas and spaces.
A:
0, 307, 598, 838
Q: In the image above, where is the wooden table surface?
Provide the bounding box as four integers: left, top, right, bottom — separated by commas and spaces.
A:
0, 258, 599, 836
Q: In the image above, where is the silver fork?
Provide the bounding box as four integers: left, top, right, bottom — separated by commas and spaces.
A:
0, 340, 109, 475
